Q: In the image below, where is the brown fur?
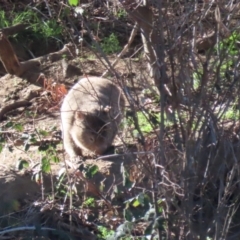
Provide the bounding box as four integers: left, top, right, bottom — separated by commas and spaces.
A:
61, 77, 125, 157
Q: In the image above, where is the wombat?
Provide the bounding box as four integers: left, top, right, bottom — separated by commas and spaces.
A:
61, 76, 125, 157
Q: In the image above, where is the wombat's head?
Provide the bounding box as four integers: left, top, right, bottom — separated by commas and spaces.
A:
70, 111, 111, 155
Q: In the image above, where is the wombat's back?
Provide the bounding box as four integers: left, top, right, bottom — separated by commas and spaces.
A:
64, 77, 124, 119
61, 77, 125, 157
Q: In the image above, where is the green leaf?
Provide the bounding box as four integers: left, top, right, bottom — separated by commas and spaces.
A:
154, 216, 166, 231
5, 121, 13, 128
68, 0, 79, 6
16, 159, 29, 170
85, 165, 99, 178
132, 199, 140, 207
38, 142, 50, 151
38, 129, 49, 136
0, 133, 5, 143
24, 142, 30, 151
41, 156, 51, 173
144, 220, 154, 235
51, 155, 60, 163
29, 134, 37, 143
98, 226, 114, 239
8, 145, 13, 152
137, 192, 145, 205
50, 126, 57, 131
124, 209, 133, 222
14, 123, 23, 132
83, 197, 95, 207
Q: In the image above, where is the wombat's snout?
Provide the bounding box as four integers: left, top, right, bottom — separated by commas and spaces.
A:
94, 144, 108, 155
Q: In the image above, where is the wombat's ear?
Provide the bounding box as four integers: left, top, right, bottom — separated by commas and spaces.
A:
75, 111, 85, 120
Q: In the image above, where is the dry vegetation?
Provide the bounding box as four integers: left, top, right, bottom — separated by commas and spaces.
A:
0, 0, 239, 239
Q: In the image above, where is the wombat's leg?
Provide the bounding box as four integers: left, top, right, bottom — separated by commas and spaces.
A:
63, 131, 82, 158
62, 115, 82, 158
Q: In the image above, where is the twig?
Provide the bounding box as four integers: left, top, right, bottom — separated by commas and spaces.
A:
95, 150, 159, 160
0, 226, 56, 236
1, 23, 29, 36
0, 101, 31, 121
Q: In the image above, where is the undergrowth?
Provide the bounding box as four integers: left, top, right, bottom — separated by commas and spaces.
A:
0, 0, 240, 240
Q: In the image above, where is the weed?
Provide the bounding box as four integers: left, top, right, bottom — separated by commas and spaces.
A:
222, 107, 239, 120
115, 9, 127, 19
100, 33, 121, 54
41, 19, 63, 39
1, 9, 64, 46
17, 158, 30, 170
83, 197, 95, 207
12, 10, 39, 26
0, 10, 10, 28
97, 225, 114, 239
110, 165, 167, 239
0, 131, 6, 154
68, 0, 79, 6
136, 111, 160, 134
84, 164, 99, 179
193, 71, 202, 89
218, 31, 240, 56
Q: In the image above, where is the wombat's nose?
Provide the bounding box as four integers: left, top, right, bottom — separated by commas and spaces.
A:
95, 144, 108, 155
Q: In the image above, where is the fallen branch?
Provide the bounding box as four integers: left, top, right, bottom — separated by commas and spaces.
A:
0, 23, 76, 82
0, 101, 31, 121
1, 23, 29, 36
0, 32, 22, 75
0, 33, 76, 78
18, 43, 76, 80
0, 89, 40, 121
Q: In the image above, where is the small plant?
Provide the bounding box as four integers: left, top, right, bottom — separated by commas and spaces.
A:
41, 19, 63, 39
39, 142, 59, 161
115, 9, 127, 19
222, 106, 239, 120
27, 139, 60, 184
83, 197, 95, 207
0, 10, 9, 28
136, 111, 160, 134
110, 192, 166, 239
193, 71, 202, 89
12, 10, 39, 26
68, 0, 79, 6
101, 33, 121, 54
84, 164, 99, 179
97, 225, 114, 239
1, 9, 64, 44
0, 131, 6, 154
16, 158, 30, 170
218, 31, 240, 56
